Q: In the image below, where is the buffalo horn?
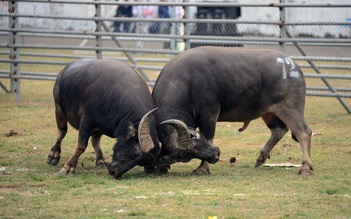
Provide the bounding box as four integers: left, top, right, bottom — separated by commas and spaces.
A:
160, 119, 190, 149
138, 108, 158, 153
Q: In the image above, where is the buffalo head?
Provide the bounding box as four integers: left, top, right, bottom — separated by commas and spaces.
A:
154, 119, 220, 167
108, 108, 160, 179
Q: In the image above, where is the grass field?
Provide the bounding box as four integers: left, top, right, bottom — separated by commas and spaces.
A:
0, 78, 350, 218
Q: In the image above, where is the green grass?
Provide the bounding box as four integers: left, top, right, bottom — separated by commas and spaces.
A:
1, 86, 351, 218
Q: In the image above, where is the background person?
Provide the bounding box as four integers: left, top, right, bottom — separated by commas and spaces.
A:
113, 1, 133, 32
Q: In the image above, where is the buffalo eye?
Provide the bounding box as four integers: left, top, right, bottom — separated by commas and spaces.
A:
134, 151, 140, 159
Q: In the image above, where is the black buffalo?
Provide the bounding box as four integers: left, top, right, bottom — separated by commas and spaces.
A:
47, 59, 160, 179
152, 46, 313, 175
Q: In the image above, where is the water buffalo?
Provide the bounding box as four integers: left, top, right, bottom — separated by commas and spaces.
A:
47, 58, 160, 179
152, 46, 313, 176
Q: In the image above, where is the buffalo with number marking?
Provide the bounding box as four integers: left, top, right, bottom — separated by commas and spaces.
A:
47, 59, 160, 179
152, 46, 313, 175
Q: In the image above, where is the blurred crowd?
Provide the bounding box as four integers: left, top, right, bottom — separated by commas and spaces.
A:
112, 0, 182, 34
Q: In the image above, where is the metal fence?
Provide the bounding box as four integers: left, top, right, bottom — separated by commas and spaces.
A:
0, 0, 351, 114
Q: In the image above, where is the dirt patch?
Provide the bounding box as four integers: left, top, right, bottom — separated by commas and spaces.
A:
4, 129, 20, 137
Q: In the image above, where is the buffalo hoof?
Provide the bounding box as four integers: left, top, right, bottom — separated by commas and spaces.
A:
298, 165, 313, 176
254, 152, 270, 168
254, 160, 264, 168
59, 165, 76, 175
192, 167, 210, 175
50, 158, 60, 166
154, 166, 170, 174
95, 159, 106, 167
254, 158, 268, 168
47, 154, 60, 166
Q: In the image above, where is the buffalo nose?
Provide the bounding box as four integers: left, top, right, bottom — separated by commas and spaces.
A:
114, 173, 123, 180
108, 166, 123, 179
108, 168, 115, 176
215, 148, 221, 162
215, 154, 220, 162
107, 162, 117, 176
215, 147, 221, 156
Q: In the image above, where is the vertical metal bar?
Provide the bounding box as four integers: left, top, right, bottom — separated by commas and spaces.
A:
9, 1, 21, 101
279, 0, 286, 53
184, 1, 190, 50
170, 1, 176, 51
95, 0, 102, 59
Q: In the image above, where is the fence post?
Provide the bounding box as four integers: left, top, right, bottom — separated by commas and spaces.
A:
170, 2, 177, 50
9, 1, 21, 101
95, 0, 102, 59
279, 0, 286, 53
184, 1, 190, 50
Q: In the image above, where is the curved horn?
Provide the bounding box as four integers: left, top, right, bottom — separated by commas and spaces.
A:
160, 119, 190, 149
138, 108, 158, 153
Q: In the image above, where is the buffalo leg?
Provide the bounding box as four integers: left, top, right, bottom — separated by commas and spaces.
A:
192, 160, 211, 175
192, 139, 213, 175
59, 127, 90, 175
194, 111, 219, 175
281, 115, 312, 175
255, 113, 289, 168
47, 105, 68, 166
274, 107, 313, 175
90, 134, 105, 166
47, 128, 67, 165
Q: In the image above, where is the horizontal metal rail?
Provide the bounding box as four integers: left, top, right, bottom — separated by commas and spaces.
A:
291, 56, 351, 62
307, 86, 351, 92
2, 29, 351, 44
299, 64, 351, 70
0, 58, 163, 70
0, 32, 174, 42
306, 92, 351, 98
15, 52, 170, 63
8, 0, 351, 7
2, 12, 351, 26
1, 33, 350, 48
2, 51, 349, 70
304, 74, 351, 79
0, 71, 156, 87
2, 44, 179, 54
2, 40, 350, 50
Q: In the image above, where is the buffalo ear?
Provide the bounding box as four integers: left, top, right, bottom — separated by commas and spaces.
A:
127, 123, 136, 140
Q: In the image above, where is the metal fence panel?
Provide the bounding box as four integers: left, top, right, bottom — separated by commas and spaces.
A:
0, 0, 350, 114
